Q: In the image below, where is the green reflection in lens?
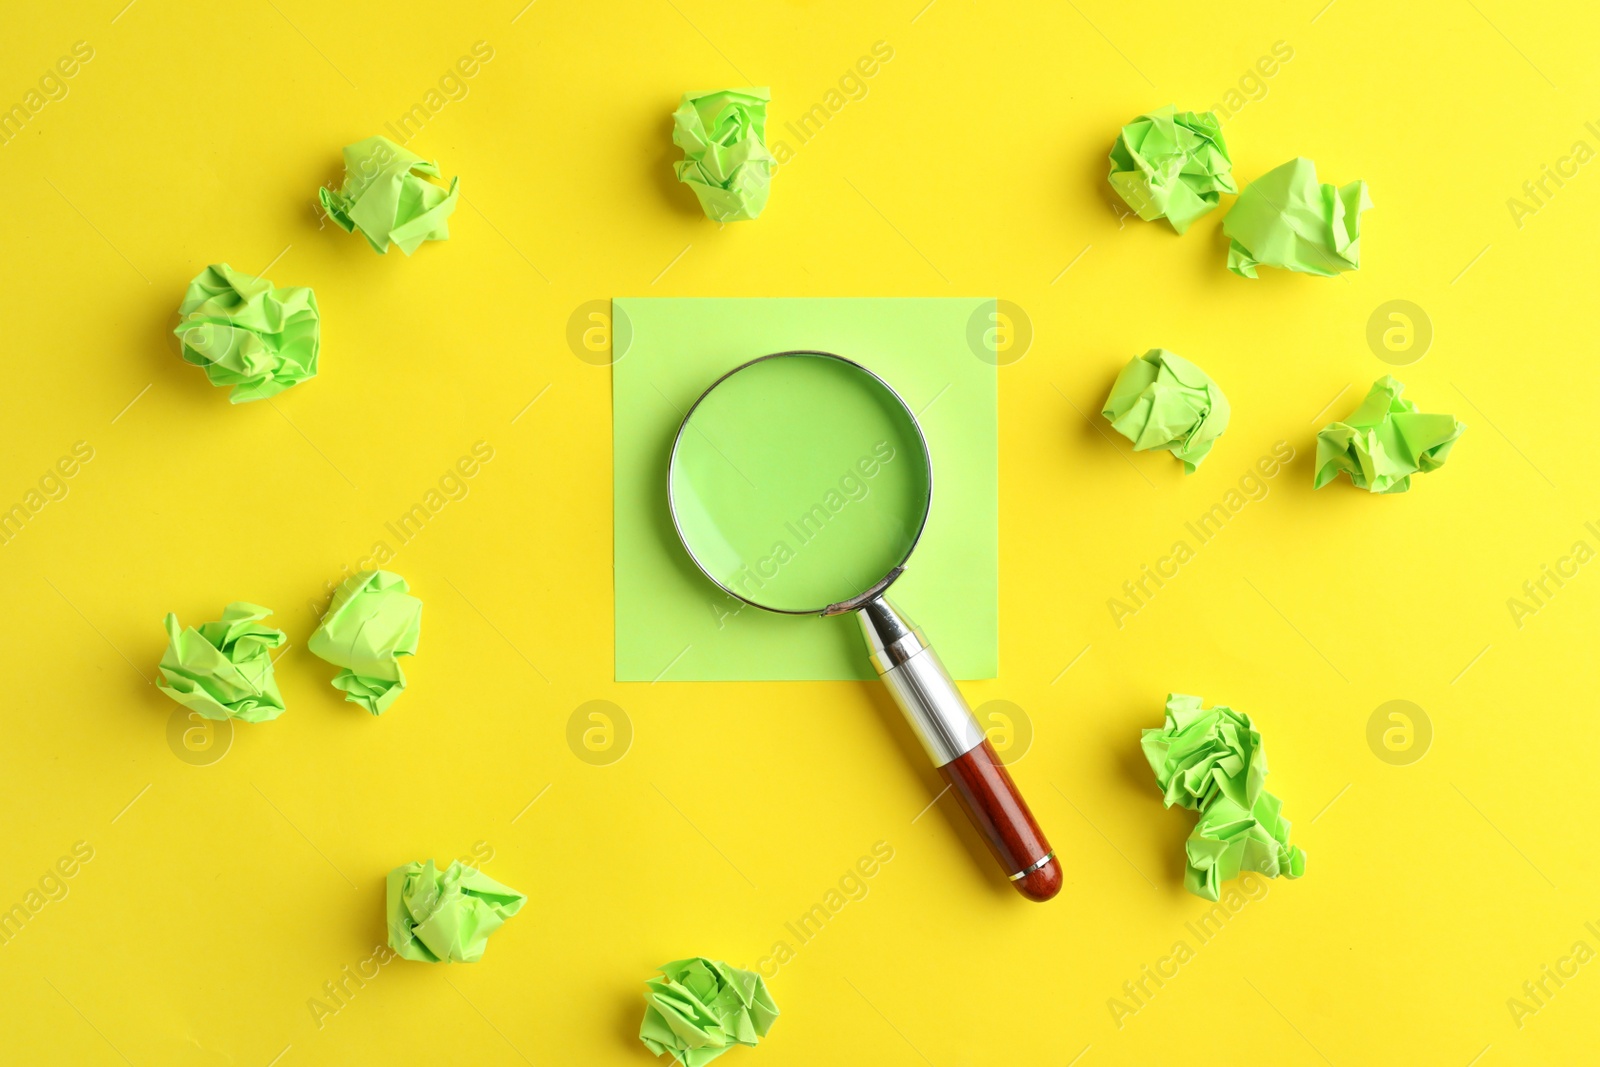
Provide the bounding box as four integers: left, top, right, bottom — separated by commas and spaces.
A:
670, 353, 931, 613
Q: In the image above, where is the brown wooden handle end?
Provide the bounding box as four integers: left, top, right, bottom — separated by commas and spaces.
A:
938, 739, 1061, 902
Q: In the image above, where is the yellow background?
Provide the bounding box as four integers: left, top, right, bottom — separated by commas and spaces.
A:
1, 0, 1596, 1063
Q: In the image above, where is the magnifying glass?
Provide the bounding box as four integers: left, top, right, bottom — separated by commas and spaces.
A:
668, 350, 1061, 901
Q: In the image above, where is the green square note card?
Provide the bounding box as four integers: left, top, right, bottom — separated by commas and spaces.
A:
613, 298, 997, 681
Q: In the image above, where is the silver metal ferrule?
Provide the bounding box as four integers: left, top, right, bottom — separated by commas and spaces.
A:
856, 598, 985, 767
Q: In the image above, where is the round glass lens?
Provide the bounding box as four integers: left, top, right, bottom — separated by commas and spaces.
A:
669, 353, 932, 613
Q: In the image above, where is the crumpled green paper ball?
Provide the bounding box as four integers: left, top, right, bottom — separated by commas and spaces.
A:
319, 135, 460, 255
1314, 376, 1465, 494
1107, 106, 1236, 234
1102, 349, 1230, 473
672, 88, 774, 222
386, 860, 525, 963
1141, 694, 1305, 901
1222, 157, 1371, 278
156, 602, 287, 723
641, 957, 779, 1067
173, 264, 319, 403
308, 570, 421, 715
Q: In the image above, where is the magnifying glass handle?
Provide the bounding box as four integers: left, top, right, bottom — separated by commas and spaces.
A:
857, 599, 1062, 901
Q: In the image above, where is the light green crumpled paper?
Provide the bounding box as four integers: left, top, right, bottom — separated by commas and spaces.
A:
1314, 376, 1465, 493
672, 88, 774, 222
173, 264, 319, 403
1107, 106, 1235, 234
1222, 157, 1371, 278
641, 957, 779, 1067
156, 603, 287, 722
319, 135, 459, 254
1141, 694, 1306, 901
1103, 349, 1230, 473
386, 860, 525, 963
308, 570, 421, 714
